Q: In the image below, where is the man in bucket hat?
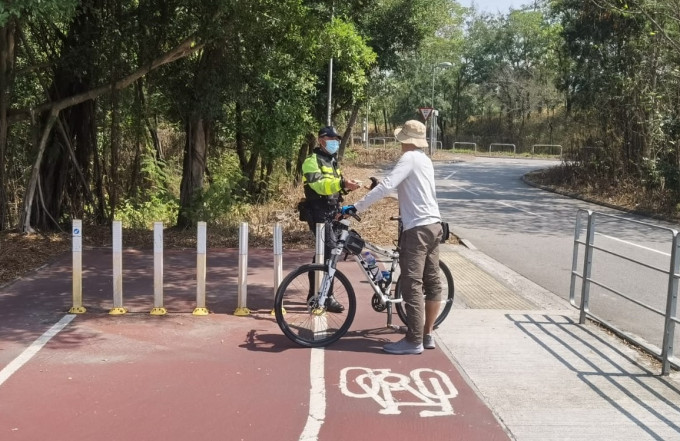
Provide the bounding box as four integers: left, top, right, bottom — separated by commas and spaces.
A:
341, 120, 443, 354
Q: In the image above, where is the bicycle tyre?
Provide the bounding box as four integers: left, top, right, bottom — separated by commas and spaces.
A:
274, 263, 356, 347
395, 260, 454, 329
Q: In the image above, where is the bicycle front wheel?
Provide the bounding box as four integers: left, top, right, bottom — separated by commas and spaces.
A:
395, 261, 454, 329
274, 263, 356, 347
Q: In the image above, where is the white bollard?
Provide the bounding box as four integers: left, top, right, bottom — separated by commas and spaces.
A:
234, 222, 250, 316
315, 223, 325, 292
312, 223, 328, 334
150, 222, 167, 315
271, 223, 283, 316
109, 220, 127, 315
193, 222, 209, 316
273, 223, 283, 291
69, 219, 86, 314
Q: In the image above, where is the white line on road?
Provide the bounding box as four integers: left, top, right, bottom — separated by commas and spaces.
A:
444, 183, 479, 196
595, 232, 670, 256
496, 201, 543, 217
444, 171, 457, 179
0, 314, 76, 386
299, 347, 326, 441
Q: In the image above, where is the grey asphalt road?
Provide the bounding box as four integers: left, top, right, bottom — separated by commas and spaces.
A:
434, 155, 679, 354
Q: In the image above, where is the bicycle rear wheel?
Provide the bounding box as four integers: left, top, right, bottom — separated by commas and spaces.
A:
395, 261, 454, 329
274, 263, 356, 347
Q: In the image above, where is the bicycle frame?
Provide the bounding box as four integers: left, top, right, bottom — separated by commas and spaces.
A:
315, 218, 403, 327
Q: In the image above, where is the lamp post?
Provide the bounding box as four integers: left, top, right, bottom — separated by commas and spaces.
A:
430, 61, 452, 155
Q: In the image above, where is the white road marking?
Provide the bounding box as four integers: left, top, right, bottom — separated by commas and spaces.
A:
496, 200, 543, 217
444, 171, 457, 179
595, 232, 670, 256
444, 183, 479, 196
339, 367, 458, 417
0, 314, 76, 386
299, 348, 326, 441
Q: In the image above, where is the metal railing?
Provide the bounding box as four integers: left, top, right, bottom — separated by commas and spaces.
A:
570, 209, 679, 374
531, 144, 562, 157
369, 137, 395, 147
489, 143, 516, 154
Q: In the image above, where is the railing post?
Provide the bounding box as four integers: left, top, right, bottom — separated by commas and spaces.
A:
150, 222, 167, 315
234, 222, 251, 316
579, 211, 595, 324
661, 231, 680, 375
69, 219, 86, 314
570, 210, 586, 307
109, 220, 127, 315
193, 222, 209, 316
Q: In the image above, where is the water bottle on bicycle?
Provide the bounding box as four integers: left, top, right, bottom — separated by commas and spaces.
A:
363, 251, 382, 282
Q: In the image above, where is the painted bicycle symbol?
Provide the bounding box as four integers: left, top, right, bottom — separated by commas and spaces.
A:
339, 367, 458, 417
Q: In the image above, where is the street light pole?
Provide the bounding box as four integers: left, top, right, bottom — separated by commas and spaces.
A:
326, 2, 335, 126
430, 61, 453, 155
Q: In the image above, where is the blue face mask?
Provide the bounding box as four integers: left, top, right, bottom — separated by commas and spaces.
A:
325, 140, 340, 155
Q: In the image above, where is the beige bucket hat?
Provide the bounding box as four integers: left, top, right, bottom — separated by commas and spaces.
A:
393, 120, 428, 148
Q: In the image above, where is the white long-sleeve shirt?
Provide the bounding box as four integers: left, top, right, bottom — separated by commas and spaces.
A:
354, 149, 440, 231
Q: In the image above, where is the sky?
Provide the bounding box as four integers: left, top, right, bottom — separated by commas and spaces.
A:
458, 0, 522, 14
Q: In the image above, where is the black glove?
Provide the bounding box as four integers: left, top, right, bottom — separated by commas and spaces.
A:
369, 177, 380, 190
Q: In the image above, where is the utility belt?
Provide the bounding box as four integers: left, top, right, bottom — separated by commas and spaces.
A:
297, 197, 340, 222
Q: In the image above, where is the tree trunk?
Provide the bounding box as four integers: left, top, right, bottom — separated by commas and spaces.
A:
21, 110, 58, 233
338, 102, 361, 162
177, 116, 209, 229
235, 101, 247, 170
294, 133, 316, 186
0, 20, 16, 231
382, 108, 388, 135
109, 88, 121, 220
454, 71, 462, 138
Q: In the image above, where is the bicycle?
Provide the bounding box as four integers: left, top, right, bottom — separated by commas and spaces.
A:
273, 212, 454, 348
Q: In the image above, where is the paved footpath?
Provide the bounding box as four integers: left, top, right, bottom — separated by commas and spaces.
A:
0, 244, 679, 441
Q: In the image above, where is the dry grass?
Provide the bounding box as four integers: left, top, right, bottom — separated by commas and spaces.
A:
0, 145, 459, 286
526, 167, 680, 222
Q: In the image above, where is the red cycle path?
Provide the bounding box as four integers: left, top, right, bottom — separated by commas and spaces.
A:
0, 248, 510, 441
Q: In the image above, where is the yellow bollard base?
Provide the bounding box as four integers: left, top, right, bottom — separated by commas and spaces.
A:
69, 306, 86, 314
270, 307, 286, 316
192, 307, 209, 316
233, 307, 251, 316
150, 307, 167, 316
108, 307, 128, 315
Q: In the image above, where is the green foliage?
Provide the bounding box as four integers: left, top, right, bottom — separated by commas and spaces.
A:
116, 193, 179, 229
116, 148, 179, 229
189, 153, 247, 224
321, 18, 377, 102
641, 157, 680, 193
0, 0, 77, 26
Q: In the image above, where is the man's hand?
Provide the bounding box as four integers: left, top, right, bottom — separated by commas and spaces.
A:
343, 179, 361, 192
367, 176, 381, 190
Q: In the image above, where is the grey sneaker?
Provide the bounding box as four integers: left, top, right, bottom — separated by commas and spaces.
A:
382, 337, 423, 355
423, 334, 436, 350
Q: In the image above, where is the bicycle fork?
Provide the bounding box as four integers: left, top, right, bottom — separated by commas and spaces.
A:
311, 232, 346, 312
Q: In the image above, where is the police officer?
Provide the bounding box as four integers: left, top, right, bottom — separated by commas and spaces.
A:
301, 126, 360, 312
